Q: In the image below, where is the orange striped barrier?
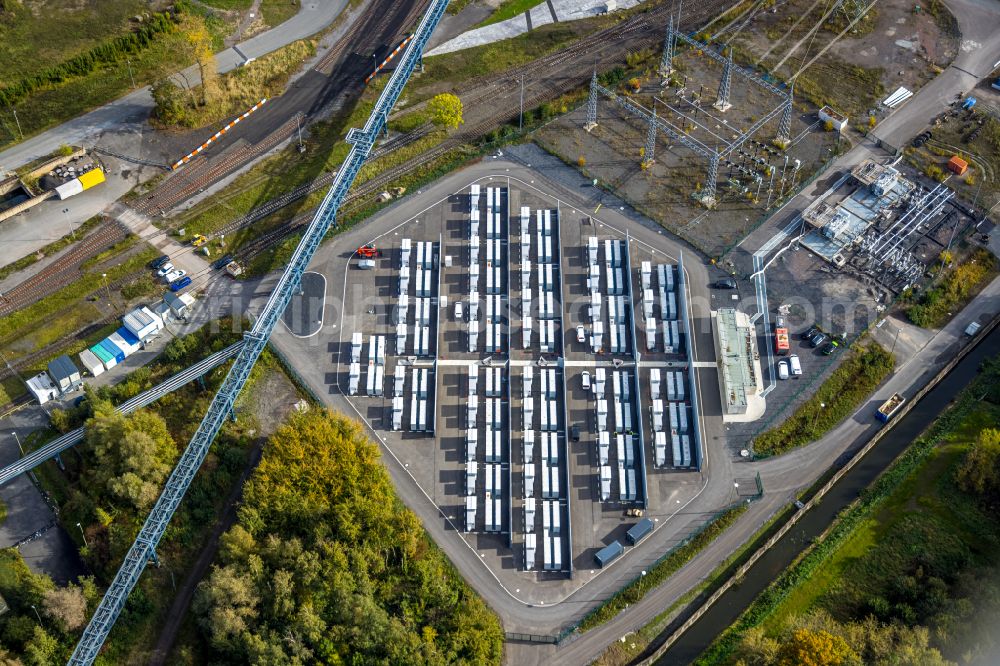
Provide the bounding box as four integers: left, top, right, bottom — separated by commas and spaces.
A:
171, 98, 268, 170
365, 35, 413, 85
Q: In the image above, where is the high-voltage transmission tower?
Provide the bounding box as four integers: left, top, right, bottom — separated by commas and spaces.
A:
715, 48, 733, 112
658, 14, 677, 77
68, 1, 451, 663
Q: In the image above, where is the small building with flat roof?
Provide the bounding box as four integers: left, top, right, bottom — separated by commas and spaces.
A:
713, 308, 758, 416
47, 354, 82, 394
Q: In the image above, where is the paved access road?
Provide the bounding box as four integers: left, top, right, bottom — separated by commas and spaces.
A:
872, 0, 1000, 151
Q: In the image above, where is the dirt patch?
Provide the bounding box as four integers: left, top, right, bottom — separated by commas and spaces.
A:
724, 0, 959, 123
246, 366, 303, 437
535, 48, 839, 257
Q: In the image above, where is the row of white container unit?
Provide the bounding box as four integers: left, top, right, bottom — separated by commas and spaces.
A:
471, 263, 503, 295
527, 458, 561, 500
650, 400, 689, 433
349, 332, 385, 365
654, 431, 693, 467
594, 398, 634, 434
643, 319, 682, 354
649, 369, 687, 401
523, 533, 564, 571
393, 323, 431, 357
644, 284, 677, 320
524, 499, 563, 571
465, 463, 503, 532
467, 427, 504, 465
520, 316, 556, 351
468, 184, 502, 214
524, 398, 560, 432
523, 430, 559, 465
468, 396, 503, 431
470, 366, 503, 398
598, 466, 639, 502
398, 265, 434, 298
520, 263, 556, 291
399, 239, 434, 270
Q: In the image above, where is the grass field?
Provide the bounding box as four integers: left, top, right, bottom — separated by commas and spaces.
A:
697, 359, 1000, 665
477, 0, 547, 27
0, 0, 149, 86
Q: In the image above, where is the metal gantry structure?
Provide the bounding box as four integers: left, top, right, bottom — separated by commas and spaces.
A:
587, 22, 795, 206
69, 1, 451, 662
0, 342, 243, 487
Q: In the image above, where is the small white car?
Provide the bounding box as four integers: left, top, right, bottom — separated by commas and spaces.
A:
156, 262, 174, 277
581, 371, 591, 391
164, 269, 187, 283
576, 325, 586, 343
455, 301, 463, 321
777, 360, 790, 380
788, 354, 802, 377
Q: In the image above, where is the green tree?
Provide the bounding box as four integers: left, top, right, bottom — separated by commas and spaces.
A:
956, 428, 1000, 497
22, 626, 59, 666
194, 409, 504, 664
84, 401, 176, 510
428, 93, 464, 130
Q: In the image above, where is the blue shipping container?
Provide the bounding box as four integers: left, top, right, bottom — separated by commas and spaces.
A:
117, 327, 141, 348
99, 338, 126, 363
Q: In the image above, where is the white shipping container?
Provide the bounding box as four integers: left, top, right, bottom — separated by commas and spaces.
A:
600, 466, 612, 501
614, 400, 624, 434
598, 431, 610, 465
650, 369, 661, 399
467, 429, 478, 461
351, 332, 363, 362
655, 431, 667, 466
525, 462, 535, 496
618, 466, 628, 501
373, 365, 384, 396
524, 533, 536, 569
524, 430, 535, 464
366, 362, 376, 396
392, 397, 403, 431
468, 321, 479, 352
466, 496, 476, 532
410, 393, 419, 431
525, 497, 536, 528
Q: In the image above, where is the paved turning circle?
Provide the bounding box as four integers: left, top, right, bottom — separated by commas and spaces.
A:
282, 271, 327, 338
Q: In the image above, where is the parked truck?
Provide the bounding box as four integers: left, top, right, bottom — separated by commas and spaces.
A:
875, 393, 905, 423
774, 327, 790, 355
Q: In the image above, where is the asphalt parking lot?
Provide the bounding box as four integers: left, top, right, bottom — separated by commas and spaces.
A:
330, 171, 714, 597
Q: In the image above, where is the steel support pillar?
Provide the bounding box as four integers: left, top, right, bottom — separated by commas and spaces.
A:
658, 15, 675, 77
715, 48, 733, 112
701, 154, 720, 207
585, 71, 599, 131
775, 84, 794, 147
642, 105, 657, 167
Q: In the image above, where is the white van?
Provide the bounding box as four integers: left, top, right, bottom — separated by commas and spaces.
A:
788, 354, 802, 377
358, 259, 376, 270
455, 301, 464, 321
581, 371, 591, 391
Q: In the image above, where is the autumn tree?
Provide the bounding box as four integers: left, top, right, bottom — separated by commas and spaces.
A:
193, 409, 504, 664
22, 626, 59, 666
428, 93, 463, 130
84, 400, 176, 510
777, 628, 857, 666
42, 584, 88, 632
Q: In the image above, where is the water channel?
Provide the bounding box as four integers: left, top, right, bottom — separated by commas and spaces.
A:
652, 325, 1000, 664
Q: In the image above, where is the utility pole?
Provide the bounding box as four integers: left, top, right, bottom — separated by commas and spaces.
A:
126, 58, 136, 89
12, 108, 22, 139
13, 432, 24, 457
101, 273, 110, 300
76, 522, 89, 548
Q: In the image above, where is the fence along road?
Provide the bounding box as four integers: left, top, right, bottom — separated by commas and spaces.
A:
68, 1, 451, 662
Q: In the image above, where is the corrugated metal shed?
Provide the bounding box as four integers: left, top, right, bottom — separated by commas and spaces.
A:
47, 355, 81, 392
78, 348, 105, 377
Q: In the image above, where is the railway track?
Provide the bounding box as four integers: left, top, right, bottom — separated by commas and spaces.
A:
212, 122, 433, 239
130, 114, 305, 217
0, 220, 129, 316
0, 0, 735, 384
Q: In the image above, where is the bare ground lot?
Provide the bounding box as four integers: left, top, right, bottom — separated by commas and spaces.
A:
725, 0, 959, 121
535, 46, 839, 258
